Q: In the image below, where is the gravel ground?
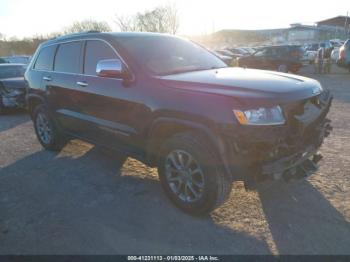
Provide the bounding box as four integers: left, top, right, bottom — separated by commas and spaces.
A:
0, 65, 349, 255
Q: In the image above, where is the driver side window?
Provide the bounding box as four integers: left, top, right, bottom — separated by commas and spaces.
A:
84, 40, 118, 76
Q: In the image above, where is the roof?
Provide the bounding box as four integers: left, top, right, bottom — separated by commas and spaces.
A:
42, 31, 175, 47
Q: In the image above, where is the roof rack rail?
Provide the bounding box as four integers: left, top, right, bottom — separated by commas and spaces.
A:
54, 30, 101, 40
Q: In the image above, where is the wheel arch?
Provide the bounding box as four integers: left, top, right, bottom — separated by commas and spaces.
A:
145, 117, 227, 168
26, 94, 45, 119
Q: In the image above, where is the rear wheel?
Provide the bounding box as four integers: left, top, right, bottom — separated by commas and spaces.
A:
33, 104, 66, 151
158, 132, 232, 215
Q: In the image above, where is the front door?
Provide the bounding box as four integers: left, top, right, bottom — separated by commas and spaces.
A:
74, 40, 143, 150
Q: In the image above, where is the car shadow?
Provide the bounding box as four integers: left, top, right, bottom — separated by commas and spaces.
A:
0, 146, 271, 254
0, 109, 29, 133
257, 180, 350, 254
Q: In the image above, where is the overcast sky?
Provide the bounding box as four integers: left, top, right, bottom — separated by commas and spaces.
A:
0, 0, 349, 38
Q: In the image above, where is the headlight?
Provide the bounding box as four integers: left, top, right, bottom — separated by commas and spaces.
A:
233, 105, 285, 125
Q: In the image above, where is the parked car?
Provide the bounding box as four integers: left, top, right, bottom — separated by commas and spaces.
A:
0, 64, 27, 114
337, 39, 350, 72
329, 39, 344, 48
239, 47, 256, 54
3, 55, 31, 64
229, 47, 251, 56
0, 57, 8, 64
237, 45, 304, 73
213, 51, 232, 65
215, 49, 243, 59
302, 50, 317, 64
331, 47, 340, 63
25, 32, 332, 214
305, 42, 334, 59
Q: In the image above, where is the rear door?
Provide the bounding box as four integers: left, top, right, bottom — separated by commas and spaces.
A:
27, 44, 57, 107
47, 41, 83, 134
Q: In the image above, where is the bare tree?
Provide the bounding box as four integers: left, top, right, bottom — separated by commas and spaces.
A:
115, 4, 179, 34
114, 15, 138, 32
64, 19, 112, 34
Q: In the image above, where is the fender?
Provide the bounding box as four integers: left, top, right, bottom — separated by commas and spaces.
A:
26, 93, 46, 115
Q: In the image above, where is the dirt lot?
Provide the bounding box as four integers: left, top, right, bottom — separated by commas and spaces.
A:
0, 65, 349, 255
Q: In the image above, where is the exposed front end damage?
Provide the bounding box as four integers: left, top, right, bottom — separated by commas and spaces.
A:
223, 90, 333, 189
0, 79, 26, 108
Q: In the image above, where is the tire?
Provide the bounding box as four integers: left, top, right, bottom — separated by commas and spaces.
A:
158, 132, 232, 215
277, 64, 288, 73
33, 104, 66, 151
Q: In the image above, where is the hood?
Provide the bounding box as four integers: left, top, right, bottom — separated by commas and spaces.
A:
157, 67, 322, 105
0, 77, 26, 90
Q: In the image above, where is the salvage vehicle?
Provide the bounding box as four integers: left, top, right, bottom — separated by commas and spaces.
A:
25, 32, 333, 214
0, 64, 27, 114
237, 45, 304, 73
212, 51, 232, 65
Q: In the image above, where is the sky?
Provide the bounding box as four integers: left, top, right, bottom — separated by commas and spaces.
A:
0, 0, 349, 38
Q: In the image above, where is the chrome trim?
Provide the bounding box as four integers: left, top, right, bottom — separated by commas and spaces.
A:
30, 38, 134, 81
76, 81, 88, 87
43, 76, 52, 81
96, 59, 123, 77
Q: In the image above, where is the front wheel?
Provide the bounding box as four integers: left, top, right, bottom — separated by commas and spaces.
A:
158, 132, 232, 215
33, 104, 66, 151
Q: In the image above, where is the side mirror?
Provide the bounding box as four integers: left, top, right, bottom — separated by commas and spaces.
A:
96, 59, 128, 79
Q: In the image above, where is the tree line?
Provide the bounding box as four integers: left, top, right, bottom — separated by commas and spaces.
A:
0, 4, 179, 56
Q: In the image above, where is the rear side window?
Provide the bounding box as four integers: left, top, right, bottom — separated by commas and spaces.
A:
54, 41, 82, 73
84, 40, 117, 76
34, 45, 56, 71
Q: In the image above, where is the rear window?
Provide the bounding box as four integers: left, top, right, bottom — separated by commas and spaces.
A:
34, 45, 56, 71
54, 41, 82, 73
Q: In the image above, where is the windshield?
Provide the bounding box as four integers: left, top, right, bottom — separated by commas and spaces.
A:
0, 65, 26, 79
116, 35, 227, 75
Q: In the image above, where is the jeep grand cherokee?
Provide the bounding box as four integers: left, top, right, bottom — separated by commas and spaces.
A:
25, 32, 332, 215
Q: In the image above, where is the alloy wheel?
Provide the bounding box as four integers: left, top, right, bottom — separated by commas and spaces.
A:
165, 150, 205, 203
36, 112, 52, 145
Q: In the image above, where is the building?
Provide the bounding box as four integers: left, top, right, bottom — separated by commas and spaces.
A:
209, 16, 350, 48
317, 16, 350, 32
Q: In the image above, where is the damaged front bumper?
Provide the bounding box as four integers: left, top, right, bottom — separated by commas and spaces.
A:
260, 118, 332, 182
222, 90, 333, 189
0, 88, 26, 108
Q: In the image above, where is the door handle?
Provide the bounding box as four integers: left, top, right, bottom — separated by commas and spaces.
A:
77, 81, 88, 87
43, 76, 52, 82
